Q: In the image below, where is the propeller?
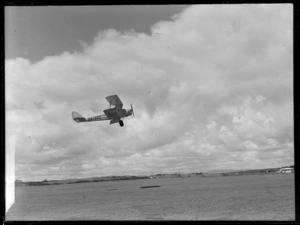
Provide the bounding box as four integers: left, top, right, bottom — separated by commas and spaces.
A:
131, 104, 135, 117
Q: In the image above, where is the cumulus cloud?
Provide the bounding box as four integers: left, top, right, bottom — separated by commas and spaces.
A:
6, 4, 293, 181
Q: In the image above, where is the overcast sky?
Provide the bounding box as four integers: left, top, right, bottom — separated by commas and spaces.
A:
5, 4, 293, 181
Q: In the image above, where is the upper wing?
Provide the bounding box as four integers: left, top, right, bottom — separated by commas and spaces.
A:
105, 95, 123, 109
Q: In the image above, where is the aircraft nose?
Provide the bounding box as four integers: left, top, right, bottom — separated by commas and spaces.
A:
126, 109, 131, 116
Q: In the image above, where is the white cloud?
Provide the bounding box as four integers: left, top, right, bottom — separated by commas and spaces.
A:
6, 4, 293, 181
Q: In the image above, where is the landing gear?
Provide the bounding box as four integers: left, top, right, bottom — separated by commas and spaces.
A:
119, 120, 124, 127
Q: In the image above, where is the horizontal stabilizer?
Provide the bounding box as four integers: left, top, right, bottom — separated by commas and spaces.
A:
72, 111, 86, 123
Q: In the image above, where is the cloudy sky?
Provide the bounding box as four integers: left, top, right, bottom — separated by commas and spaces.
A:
5, 4, 293, 181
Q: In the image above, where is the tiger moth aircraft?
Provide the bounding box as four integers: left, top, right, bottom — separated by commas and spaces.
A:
72, 95, 134, 127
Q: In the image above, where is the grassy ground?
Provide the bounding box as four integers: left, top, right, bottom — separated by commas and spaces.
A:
6, 173, 295, 220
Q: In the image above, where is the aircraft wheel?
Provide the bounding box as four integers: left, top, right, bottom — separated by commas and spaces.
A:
119, 120, 124, 127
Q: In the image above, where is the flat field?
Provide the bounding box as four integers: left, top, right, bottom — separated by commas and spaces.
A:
6, 173, 294, 220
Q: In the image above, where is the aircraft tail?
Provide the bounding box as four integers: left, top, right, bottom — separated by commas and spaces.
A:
72, 111, 87, 123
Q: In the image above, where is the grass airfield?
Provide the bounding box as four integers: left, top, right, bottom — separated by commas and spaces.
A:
6, 173, 294, 220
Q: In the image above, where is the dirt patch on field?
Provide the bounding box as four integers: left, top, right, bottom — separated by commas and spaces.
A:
140, 185, 161, 189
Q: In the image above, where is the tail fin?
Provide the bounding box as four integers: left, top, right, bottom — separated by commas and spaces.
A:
72, 111, 86, 123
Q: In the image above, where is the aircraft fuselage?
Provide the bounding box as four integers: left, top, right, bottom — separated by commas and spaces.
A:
86, 114, 108, 122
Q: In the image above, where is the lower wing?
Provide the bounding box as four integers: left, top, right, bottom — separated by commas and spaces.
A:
103, 108, 118, 119
109, 119, 120, 124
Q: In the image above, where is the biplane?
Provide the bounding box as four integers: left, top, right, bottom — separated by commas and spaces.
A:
72, 95, 134, 127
